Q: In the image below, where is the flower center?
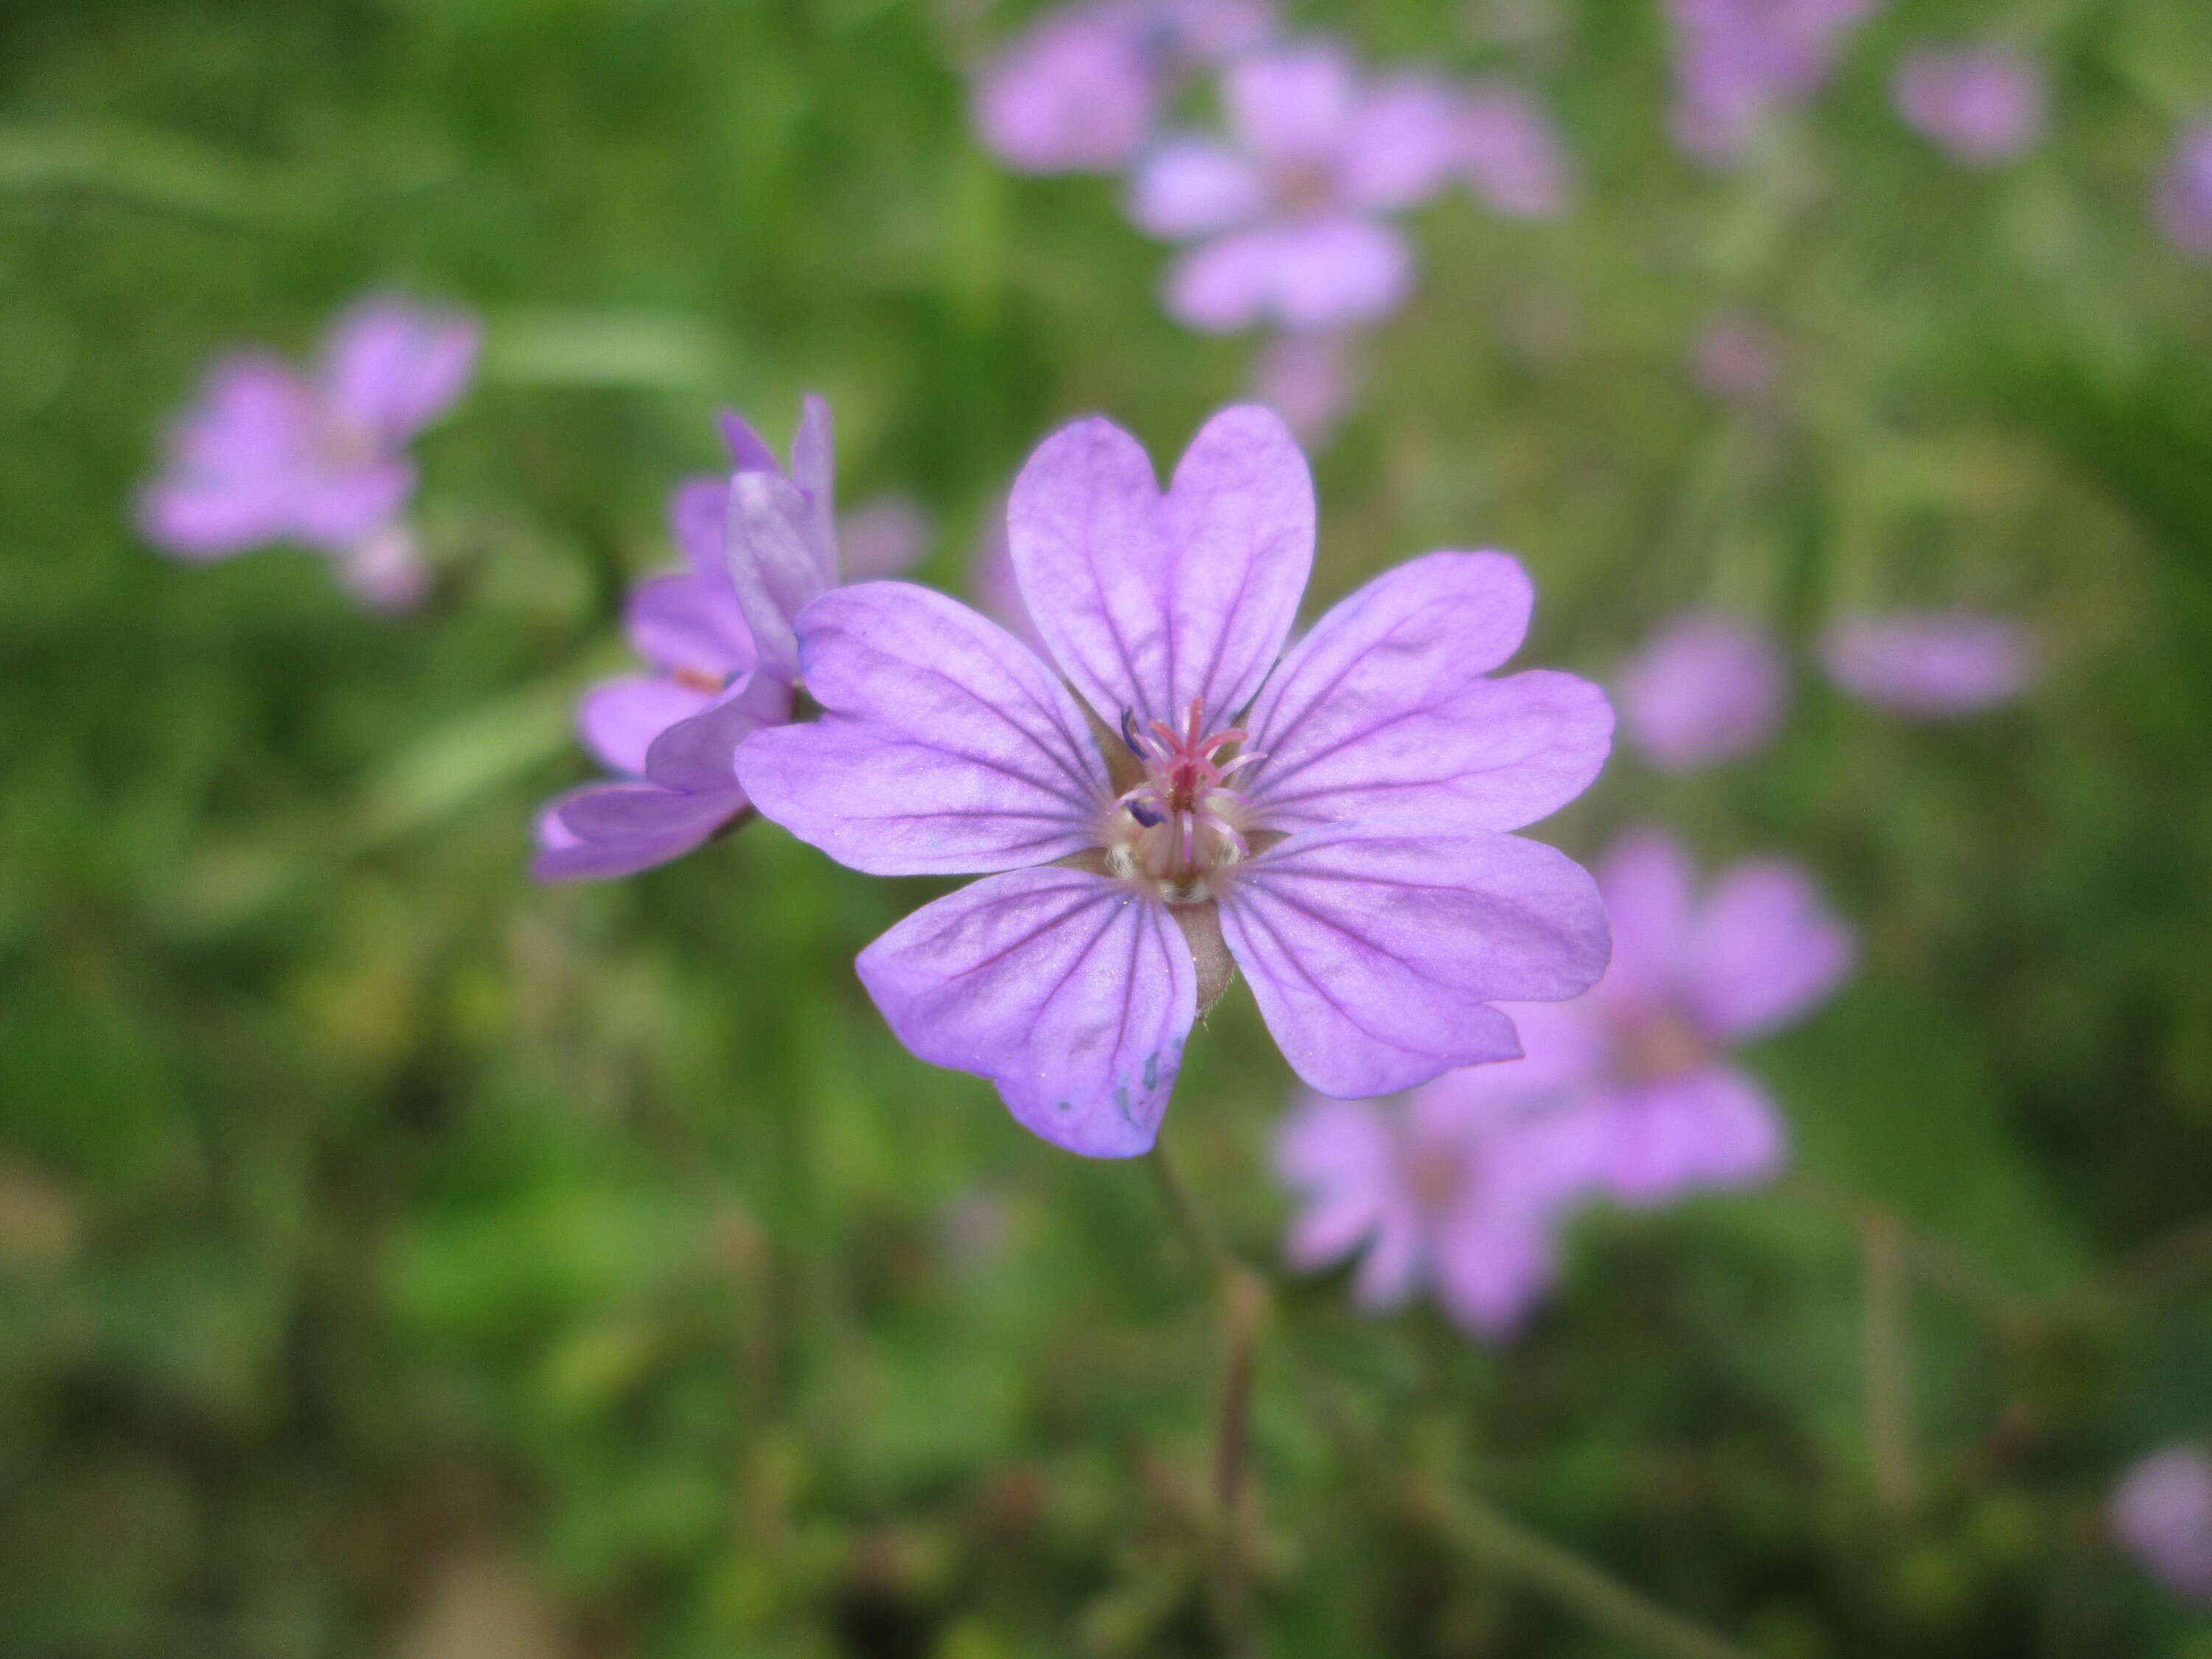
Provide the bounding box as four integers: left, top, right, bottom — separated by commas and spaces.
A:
1272, 159, 1339, 216
1101, 698, 1263, 905
1399, 1138, 1472, 1217
1612, 1008, 1708, 1084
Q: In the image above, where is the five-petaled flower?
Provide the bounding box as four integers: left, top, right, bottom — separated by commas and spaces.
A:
535, 398, 925, 880
738, 405, 1613, 1158
141, 296, 479, 609
1275, 828, 1852, 1336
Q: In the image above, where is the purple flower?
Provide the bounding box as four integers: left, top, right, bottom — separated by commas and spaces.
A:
738, 406, 1613, 1157
1455, 83, 1572, 219
2156, 124, 2212, 262
1127, 43, 1464, 333
967, 504, 1048, 658
1821, 610, 2036, 716
974, 0, 1272, 175
141, 296, 479, 608
1893, 47, 2045, 166
535, 398, 891, 881
1249, 330, 1360, 445
1279, 830, 1853, 1335
2111, 1445, 2212, 1604
1669, 0, 1879, 165
1618, 611, 1788, 771
1690, 310, 1784, 403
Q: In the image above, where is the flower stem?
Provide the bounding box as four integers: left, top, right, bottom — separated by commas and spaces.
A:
1398, 1478, 1761, 1659
1862, 1208, 1916, 1518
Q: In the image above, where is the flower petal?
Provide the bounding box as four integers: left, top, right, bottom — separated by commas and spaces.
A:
1007, 408, 1312, 729
1273, 1093, 1399, 1272
1224, 41, 1358, 166
625, 572, 754, 682
838, 495, 933, 580
790, 394, 839, 580
1593, 830, 1694, 1009
556, 781, 740, 843
718, 409, 782, 476
1431, 1196, 1562, 1339
735, 582, 1110, 874
1219, 822, 1611, 1099
1167, 218, 1412, 333
577, 675, 715, 776
726, 470, 829, 682
1246, 551, 1610, 832
669, 476, 730, 580
1339, 72, 1462, 211
319, 297, 479, 444
1127, 136, 1268, 238
1593, 1067, 1788, 1206
855, 866, 1196, 1158
1683, 860, 1854, 1040
289, 457, 417, 549
641, 674, 791, 793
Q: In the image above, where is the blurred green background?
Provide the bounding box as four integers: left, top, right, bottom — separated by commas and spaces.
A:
5, 0, 2212, 1654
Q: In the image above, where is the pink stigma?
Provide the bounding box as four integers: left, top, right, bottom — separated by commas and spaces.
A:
1105, 698, 1263, 901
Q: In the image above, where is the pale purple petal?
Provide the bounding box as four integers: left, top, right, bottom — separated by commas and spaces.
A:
641, 675, 790, 793
855, 866, 1196, 1158
1338, 73, 1464, 212
2111, 1446, 2212, 1604
557, 781, 740, 843
1168, 217, 1413, 334
1455, 84, 1571, 218
1593, 830, 1696, 1009
1590, 1067, 1787, 1207
319, 297, 480, 444
1246, 552, 1611, 832
1009, 407, 1312, 728
1224, 41, 1359, 166
1128, 136, 1269, 239
735, 582, 1110, 875
578, 677, 716, 776
1415, 1000, 1612, 1113
974, 3, 1162, 175
1273, 1093, 1404, 1276
669, 476, 730, 580
1893, 48, 2045, 166
1821, 611, 2036, 716
1682, 859, 1854, 1040
530, 781, 735, 882
1157, 0, 1274, 63
289, 457, 417, 549
1617, 610, 1787, 771
1249, 331, 1360, 445
718, 409, 782, 476
139, 355, 317, 557
1219, 822, 1611, 1099
838, 495, 933, 580
625, 572, 754, 682
334, 525, 432, 612
789, 394, 839, 581
1431, 1197, 1562, 1338
2157, 125, 2212, 261
727, 470, 830, 683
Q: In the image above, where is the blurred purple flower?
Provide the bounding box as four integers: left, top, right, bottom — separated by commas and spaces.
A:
738, 406, 1613, 1157
1127, 42, 1464, 332
1618, 611, 1788, 771
1691, 310, 1784, 403
1279, 830, 1853, 1336
967, 503, 1047, 656
535, 398, 902, 881
2156, 124, 2212, 261
1249, 330, 1360, 444
1821, 610, 2035, 716
140, 296, 479, 609
2112, 1445, 2212, 1604
1669, 0, 1879, 165
974, 0, 1273, 175
838, 495, 933, 581
1893, 47, 2045, 166
1455, 83, 1572, 218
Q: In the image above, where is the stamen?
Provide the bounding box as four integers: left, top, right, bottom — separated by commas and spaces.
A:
1119, 707, 1147, 757
1127, 799, 1164, 828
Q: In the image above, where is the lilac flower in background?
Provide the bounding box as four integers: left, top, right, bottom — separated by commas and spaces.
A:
1893, 46, 2045, 166
1279, 829, 1853, 1335
2155, 124, 2212, 262
1669, 0, 1879, 165
1691, 310, 1783, 403
2111, 1445, 2212, 1604
534, 399, 917, 881
1618, 611, 1788, 771
974, 0, 1273, 175
739, 406, 1613, 1158
1821, 610, 2036, 717
1249, 330, 1360, 445
838, 495, 934, 580
1127, 42, 1464, 332
1455, 83, 1571, 218
141, 296, 479, 609
967, 507, 1047, 656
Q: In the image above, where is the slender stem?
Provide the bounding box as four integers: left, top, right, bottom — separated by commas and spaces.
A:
1862, 1208, 1916, 1518
1147, 1141, 1229, 1273
1400, 1478, 1762, 1659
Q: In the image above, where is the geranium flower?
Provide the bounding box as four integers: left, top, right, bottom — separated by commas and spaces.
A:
1617, 611, 1788, 771
738, 406, 1613, 1157
1892, 46, 2045, 166
1248, 331, 1360, 445
1454, 83, 1572, 219
973, 0, 1273, 175
1820, 610, 2035, 716
2111, 1445, 2212, 1604
140, 296, 479, 608
1668, 0, 1878, 165
1276, 829, 1852, 1335
535, 399, 920, 881
1127, 43, 1464, 333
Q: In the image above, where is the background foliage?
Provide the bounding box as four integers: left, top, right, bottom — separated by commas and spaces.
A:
4, 0, 2212, 1654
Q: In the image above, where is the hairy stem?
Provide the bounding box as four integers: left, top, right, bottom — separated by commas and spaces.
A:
1862, 1208, 1916, 1518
